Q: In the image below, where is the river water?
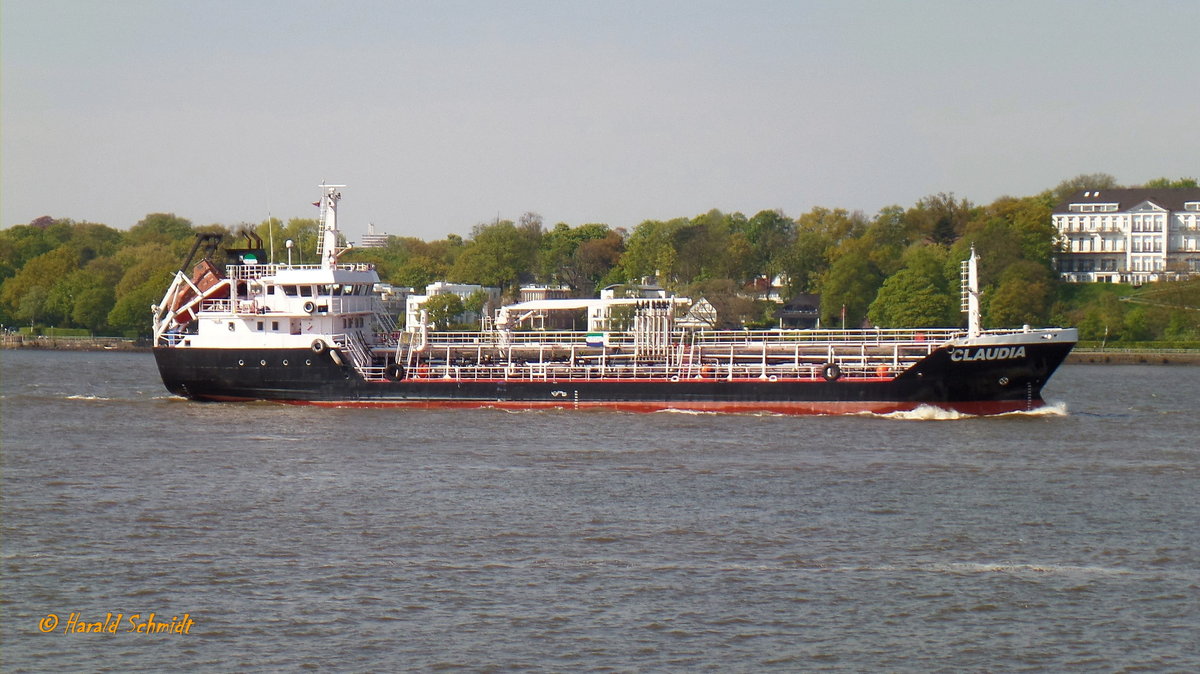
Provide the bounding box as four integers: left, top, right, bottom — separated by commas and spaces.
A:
2, 349, 1197, 671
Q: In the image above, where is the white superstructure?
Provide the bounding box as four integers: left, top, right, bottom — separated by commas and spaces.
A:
152, 184, 398, 376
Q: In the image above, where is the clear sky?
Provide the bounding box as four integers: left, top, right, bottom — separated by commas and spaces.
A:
3, 0, 1197, 244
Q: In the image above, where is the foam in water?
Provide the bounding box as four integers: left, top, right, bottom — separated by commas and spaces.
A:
873, 401, 1070, 421
876, 405, 973, 421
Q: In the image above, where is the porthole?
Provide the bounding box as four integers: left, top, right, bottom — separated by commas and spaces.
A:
305, 359, 312, 366
282, 359, 289, 366
260, 359, 268, 366
238, 359, 245, 366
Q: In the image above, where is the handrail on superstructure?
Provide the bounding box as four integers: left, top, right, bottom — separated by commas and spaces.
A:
225, 262, 376, 281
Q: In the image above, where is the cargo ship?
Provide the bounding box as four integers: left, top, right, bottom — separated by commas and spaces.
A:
151, 185, 1076, 414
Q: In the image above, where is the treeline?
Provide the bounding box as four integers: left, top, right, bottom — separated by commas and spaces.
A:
2, 174, 1198, 341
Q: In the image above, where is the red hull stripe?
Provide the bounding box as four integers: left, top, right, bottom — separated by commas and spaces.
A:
199, 396, 1044, 416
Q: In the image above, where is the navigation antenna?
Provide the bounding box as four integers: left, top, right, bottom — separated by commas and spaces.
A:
960, 247, 981, 337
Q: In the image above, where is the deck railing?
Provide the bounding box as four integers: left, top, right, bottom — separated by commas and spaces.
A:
418, 327, 965, 349
400, 360, 904, 382
225, 262, 376, 280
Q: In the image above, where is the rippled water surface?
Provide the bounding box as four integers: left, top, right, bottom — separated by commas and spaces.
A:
2, 350, 1198, 671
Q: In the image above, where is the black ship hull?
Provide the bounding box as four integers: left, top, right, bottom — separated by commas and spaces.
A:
153, 339, 1074, 415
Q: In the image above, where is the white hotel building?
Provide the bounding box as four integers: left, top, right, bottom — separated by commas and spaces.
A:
1053, 188, 1200, 283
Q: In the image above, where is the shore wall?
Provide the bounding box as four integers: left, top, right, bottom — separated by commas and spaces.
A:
1066, 349, 1200, 365
0, 336, 147, 351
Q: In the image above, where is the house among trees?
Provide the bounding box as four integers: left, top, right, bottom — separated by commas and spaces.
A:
600, 282, 669, 300
677, 298, 718, 329
519, 285, 571, 302
774, 293, 821, 329
358, 223, 390, 248
518, 285, 575, 329
1053, 188, 1200, 283
405, 282, 501, 330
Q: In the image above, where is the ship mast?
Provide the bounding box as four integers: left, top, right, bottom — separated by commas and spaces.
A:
317, 183, 349, 269
961, 247, 981, 337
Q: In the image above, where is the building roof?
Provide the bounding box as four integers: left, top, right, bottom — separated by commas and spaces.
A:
1054, 187, 1200, 214
776, 293, 821, 316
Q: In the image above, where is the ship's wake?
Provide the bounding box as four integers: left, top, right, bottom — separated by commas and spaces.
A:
871, 401, 1069, 421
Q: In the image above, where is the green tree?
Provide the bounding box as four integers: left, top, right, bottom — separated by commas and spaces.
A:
127, 213, 194, 246
449, 220, 537, 292
72, 285, 116, 331
569, 230, 624, 296
423, 293, 465, 330
0, 219, 59, 283
985, 261, 1056, 327
818, 239, 883, 328
1141, 176, 1199, 189
1052, 173, 1120, 203
391, 256, 445, 289
537, 222, 617, 292
868, 246, 957, 327
952, 219, 1026, 289
862, 206, 919, 277
906, 193, 974, 246
264, 218, 320, 264
682, 278, 758, 329
16, 286, 49, 327
107, 243, 180, 336
620, 218, 682, 283
66, 257, 127, 331
107, 279, 166, 336
671, 210, 738, 284
0, 247, 81, 325
779, 227, 831, 295
738, 209, 794, 280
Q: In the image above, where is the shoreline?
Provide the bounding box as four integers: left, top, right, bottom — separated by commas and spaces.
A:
5, 337, 1200, 365
1, 336, 148, 352
1065, 349, 1200, 365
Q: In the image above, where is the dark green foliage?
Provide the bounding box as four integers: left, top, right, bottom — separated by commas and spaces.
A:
5, 176, 1200, 342
868, 246, 958, 327
422, 293, 466, 330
